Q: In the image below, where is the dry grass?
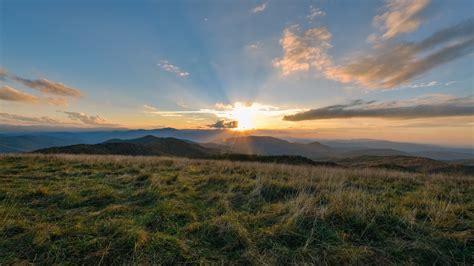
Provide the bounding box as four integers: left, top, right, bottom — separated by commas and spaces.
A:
0, 154, 473, 264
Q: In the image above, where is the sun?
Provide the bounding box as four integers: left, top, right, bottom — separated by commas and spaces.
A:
229, 103, 258, 130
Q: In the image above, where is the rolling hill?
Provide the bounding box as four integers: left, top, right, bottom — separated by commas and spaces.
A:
34, 135, 216, 157
334, 155, 474, 175
0, 135, 80, 153
32, 135, 474, 175
215, 136, 335, 159
2, 128, 473, 160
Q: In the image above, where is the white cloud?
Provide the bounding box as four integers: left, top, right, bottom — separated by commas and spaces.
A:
307, 6, 325, 21
252, 2, 268, 13
157, 60, 189, 77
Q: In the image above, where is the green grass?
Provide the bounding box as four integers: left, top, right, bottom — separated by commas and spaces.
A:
1, 154, 473, 264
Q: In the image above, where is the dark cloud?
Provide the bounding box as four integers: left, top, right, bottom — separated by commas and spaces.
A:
0, 86, 38, 103
283, 96, 474, 121
208, 120, 238, 129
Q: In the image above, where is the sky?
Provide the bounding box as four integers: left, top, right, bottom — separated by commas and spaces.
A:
0, 0, 473, 145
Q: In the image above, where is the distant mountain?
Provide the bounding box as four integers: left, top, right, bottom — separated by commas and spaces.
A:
215, 136, 335, 160
339, 148, 409, 158
0, 135, 80, 153
320, 139, 473, 154
31, 135, 474, 175
410, 151, 474, 161
34, 135, 216, 157
2, 127, 473, 160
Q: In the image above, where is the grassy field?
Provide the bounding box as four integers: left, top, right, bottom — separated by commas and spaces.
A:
1, 154, 472, 264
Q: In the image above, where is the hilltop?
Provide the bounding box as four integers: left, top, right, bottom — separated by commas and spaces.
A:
0, 154, 472, 264
34, 135, 474, 175
34, 135, 216, 158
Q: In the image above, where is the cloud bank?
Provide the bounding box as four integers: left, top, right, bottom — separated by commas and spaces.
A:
283, 95, 474, 121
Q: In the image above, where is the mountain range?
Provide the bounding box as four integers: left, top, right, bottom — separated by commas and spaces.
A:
33, 135, 474, 175
1, 127, 473, 161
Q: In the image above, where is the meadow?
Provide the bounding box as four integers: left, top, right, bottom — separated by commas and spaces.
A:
0, 154, 472, 264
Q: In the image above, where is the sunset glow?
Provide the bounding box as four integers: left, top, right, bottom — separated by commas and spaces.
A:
0, 0, 472, 145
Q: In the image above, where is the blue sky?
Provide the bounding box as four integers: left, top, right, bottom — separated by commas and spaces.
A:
0, 0, 473, 145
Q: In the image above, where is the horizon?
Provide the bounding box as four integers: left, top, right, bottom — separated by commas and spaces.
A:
1, 0, 473, 146
1, 125, 473, 149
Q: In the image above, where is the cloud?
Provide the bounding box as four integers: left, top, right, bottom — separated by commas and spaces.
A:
0, 68, 7, 80
157, 60, 189, 77
209, 119, 238, 129
0, 112, 60, 124
283, 95, 474, 121
62, 111, 109, 125
143, 104, 159, 112
308, 6, 325, 21
252, 2, 268, 13
0, 68, 82, 99
273, 2, 472, 89
12, 77, 82, 97
0, 86, 38, 103
44, 97, 69, 107
372, 0, 430, 40
273, 26, 332, 76
326, 19, 474, 88
403, 81, 437, 88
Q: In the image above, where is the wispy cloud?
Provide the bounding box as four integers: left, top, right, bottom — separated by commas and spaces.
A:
13, 77, 82, 97
62, 111, 111, 126
0, 85, 69, 106
0, 112, 61, 125
283, 95, 474, 121
326, 18, 474, 88
0, 67, 82, 99
0, 86, 38, 103
371, 0, 430, 41
273, 25, 332, 76
157, 60, 189, 77
274, 17, 474, 89
307, 6, 325, 21
44, 97, 69, 107
252, 1, 268, 13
